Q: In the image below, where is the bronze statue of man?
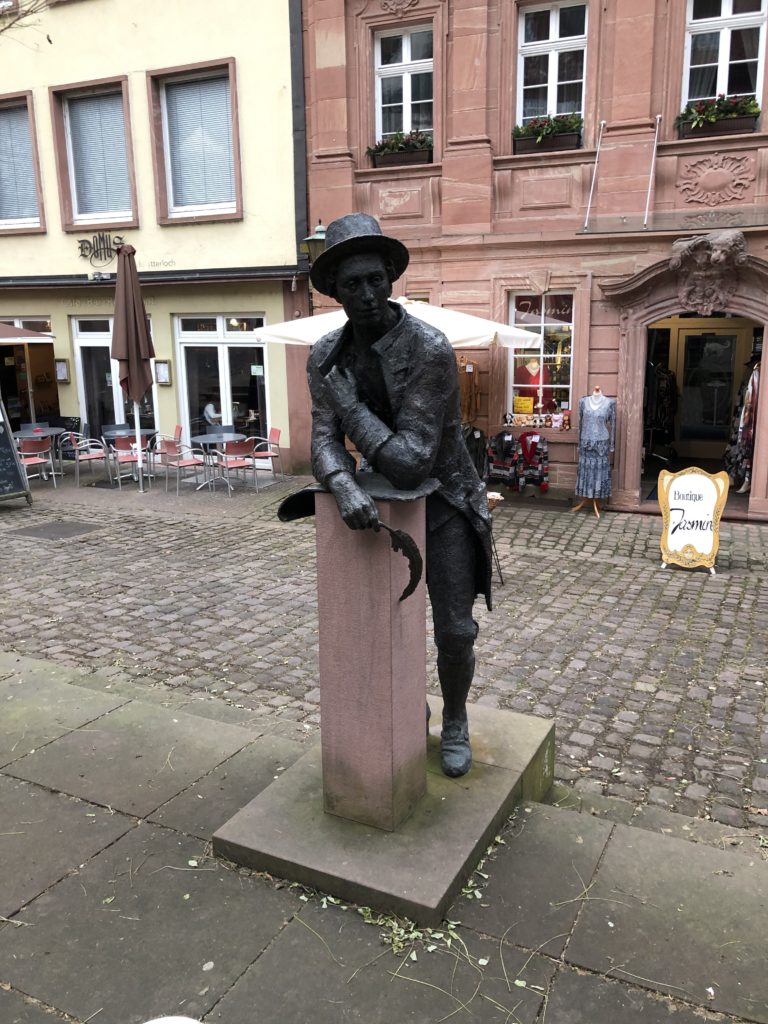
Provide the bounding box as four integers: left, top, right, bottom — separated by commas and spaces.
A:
307, 213, 492, 777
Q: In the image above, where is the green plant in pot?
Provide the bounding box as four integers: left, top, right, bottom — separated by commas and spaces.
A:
513, 112, 584, 144
366, 130, 433, 165
674, 93, 760, 132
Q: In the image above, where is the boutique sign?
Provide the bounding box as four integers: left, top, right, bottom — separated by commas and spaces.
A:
658, 467, 730, 575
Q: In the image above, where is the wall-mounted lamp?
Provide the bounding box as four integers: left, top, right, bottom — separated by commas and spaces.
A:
300, 221, 327, 265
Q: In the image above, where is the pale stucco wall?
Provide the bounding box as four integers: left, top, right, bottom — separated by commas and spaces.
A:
1, 0, 298, 276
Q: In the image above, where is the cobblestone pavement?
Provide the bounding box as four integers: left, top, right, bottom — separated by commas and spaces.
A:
1, 473, 766, 830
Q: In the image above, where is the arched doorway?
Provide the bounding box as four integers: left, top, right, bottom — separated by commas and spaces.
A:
600, 231, 768, 521
642, 312, 761, 515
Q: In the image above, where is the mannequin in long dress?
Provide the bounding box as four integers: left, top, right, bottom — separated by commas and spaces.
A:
572, 385, 616, 519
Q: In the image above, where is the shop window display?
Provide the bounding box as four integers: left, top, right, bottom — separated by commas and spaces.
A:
507, 292, 573, 427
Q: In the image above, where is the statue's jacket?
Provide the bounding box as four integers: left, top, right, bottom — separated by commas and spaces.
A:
307, 303, 492, 609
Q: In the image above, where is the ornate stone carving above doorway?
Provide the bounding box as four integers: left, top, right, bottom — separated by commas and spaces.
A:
669, 230, 748, 316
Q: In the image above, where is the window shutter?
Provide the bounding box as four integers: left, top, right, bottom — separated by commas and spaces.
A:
67, 93, 131, 217
164, 76, 235, 208
0, 105, 39, 223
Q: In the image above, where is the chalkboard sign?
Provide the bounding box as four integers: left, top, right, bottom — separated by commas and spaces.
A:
658, 467, 729, 576
0, 397, 32, 505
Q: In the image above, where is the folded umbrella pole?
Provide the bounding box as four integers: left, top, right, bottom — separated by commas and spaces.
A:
112, 244, 155, 492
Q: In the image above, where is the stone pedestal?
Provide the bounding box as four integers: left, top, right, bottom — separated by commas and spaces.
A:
315, 492, 426, 831
213, 700, 555, 926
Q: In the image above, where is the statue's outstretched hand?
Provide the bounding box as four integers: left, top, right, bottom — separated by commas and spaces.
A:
327, 471, 380, 531
323, 366, 358, 419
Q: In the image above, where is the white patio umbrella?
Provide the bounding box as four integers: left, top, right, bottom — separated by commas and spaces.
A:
253, 296, 539, 348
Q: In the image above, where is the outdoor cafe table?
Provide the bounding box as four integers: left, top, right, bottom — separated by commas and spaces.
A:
13, 426, 67, 477
191, 431, 246, 491
102, 425, 156, 440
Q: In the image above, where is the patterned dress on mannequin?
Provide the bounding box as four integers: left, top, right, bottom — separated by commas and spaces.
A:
575, 393, 616, 499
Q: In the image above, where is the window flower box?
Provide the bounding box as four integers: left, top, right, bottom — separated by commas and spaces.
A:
675, 94, 761, 140
513, 131, 581, 154
677, 115, 759, 139
512, 114, 584, 155
371, 148, 433, 168
366, 130, 433, 169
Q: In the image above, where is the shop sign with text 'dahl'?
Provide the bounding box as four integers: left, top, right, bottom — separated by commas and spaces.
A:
658, 467, 729, 572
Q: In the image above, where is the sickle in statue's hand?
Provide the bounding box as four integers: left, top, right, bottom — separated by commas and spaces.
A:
376, 522, 423, 602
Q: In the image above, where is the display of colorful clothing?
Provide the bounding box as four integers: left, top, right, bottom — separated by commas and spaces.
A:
724, 361, 760, 492
486, 430, 549, 492
515, 431, 549, 493
575, 393, 616, 499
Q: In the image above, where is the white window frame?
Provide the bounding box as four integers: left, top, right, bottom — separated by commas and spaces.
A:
516, 2, 587, 125
160, 71, 237, 219
174, 313, 268, 443
682, 0, 767, 104
374, 23, 434, 141
507, 292, 575, 414
62, 90, 132, 225
72, 317, 159, 433
0, 101, 41, 230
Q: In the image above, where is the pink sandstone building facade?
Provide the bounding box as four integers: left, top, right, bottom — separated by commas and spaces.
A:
301, 0, 768, 520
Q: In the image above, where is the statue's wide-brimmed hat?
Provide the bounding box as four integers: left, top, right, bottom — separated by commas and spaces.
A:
309, 213, 409, 296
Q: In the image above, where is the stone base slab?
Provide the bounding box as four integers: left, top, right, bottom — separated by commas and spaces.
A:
213, 702, 554, 925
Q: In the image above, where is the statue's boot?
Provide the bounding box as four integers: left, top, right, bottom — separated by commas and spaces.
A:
426, 701, 431, 736
438, 645, 474, 777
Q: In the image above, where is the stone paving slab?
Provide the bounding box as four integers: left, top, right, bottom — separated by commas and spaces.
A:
5, 700, 256, 817
0, 775, 133, 918
544, 966, 721, 1024
630, 802, 768, 860
0, 987, 62, 1024
565, 823, 768, 1022
456, 803, 613, 957
149, 733, 305, 839
0, 823, 301, 1024
205, 900, 556, 1024
0, 672, 128, 768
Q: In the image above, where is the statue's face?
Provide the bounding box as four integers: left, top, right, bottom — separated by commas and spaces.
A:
333, 253, 392, 328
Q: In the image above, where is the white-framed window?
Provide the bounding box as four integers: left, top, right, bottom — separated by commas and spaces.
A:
517, 3, 587, 124
0, 101, 41, 229
174, 313, 269, 443
374, 24, 434, 140
0, 316, 51, 333
63, 91, 132, 223
508, 293, 574, 413
683, 0, 766, 104
160, 73, 236, 217
72, 316, 158, 436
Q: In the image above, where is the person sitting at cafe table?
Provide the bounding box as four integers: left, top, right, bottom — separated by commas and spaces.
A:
202, 396, 222, 425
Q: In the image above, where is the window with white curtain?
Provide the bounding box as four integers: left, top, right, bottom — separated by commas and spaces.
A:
517, 3, 587, 125
374, 25, 434, 141
63, 91, 131, 222
0, 102, 40, 228
161, 73, 236, 216
683, 0, 766, 104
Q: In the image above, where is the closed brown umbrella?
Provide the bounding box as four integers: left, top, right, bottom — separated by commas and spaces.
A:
111, 244, 155, 491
